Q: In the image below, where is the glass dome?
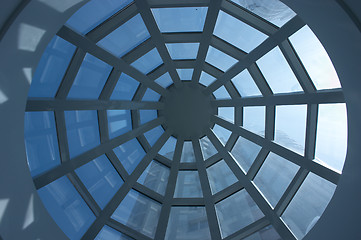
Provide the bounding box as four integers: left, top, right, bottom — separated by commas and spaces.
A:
24, 0, 348, 239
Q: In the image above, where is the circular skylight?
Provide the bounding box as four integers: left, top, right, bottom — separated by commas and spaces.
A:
24, 0, 348, 239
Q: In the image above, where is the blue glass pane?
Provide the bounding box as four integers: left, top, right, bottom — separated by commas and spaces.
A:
38, 176, 96, 239
315, 104, 347, 172
152, 7, 208, 33
144, 126, 164, 146
107, 110, 132, 139
75, 155, 123, 209
155, 72, 173, 88
139, 110, 157, 124
214, 11, 268, 53
95, 225, 133, 240
159, 136, 177, 160
110, 73, 139, 100
176, 69, 194, 80
66, 0, 133, 34
216, 190, 264, 238
97, 14, 150, 57
113, 139, 146, 174
199, 71, 216, 86
28, 36, 75, 98
231, 0, 296, 27
200, 136, 217, 160
65, 110, 100, 158
218, 107, 234, 123
253, 153, 299, 207
207, 160, 237, 194
275, 105, 307, 155
142, 88, 161, 101
112, 190, 161, 238
24, 111, 61, 177
206, 46, 238, 71
231, 136, 261, 172
213, 86, 231, 99
243, 106, 265, 136
166, 43, 200, 59
174, 171, 203, 198
131, 48, 163, 74
257, 47, 302, 94
180, 141, 196, 163
213, 124, 232, 145
137, 160, 170, 196
231, 69, 261, 97
68, 54, 112, 99
165, 207, 211, 240
282, 173, 336, 239
289, 26, 341, 90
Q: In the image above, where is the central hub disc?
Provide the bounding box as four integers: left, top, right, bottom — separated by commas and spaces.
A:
161, 82, 216, 140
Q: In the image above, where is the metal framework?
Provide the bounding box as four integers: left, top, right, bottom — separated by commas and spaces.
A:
25, 0, 346, 239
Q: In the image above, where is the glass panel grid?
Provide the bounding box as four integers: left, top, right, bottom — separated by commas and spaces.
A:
131, 48, 163, 75
137, 160, 170, 196
207, 160, 238, 194
174, 171, 203, 198
206, 46, 238, 72
113, 138, 146, 174
166, 43, 200, 60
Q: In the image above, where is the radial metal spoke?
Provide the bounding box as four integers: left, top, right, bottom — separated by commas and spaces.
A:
147, 0, 210, 8
81, 129, 172, 240
33, 117, 165, 189
163, 32, 202, 43
204, 15, 305, 95
206, 128, 297, 240
26, 99, 164, 111
211, 89, 345, 107
211, 115, 341, 184
57, 26, 167, 96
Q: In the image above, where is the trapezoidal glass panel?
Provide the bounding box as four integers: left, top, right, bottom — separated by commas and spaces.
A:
231, 69, 262, 97
214, 11, 268, 53
213, 86, 231, 99
152, 7, 208, 33
75, 154, 123, 209
137, 160, 170, 196
243, 106, 265, 137
282, 172, 336, 239
67, 53, 112, 99
200, 136, 218, 160
180, 141, 196, 163
174, 171, 203, 198
213, 124, 232, 145
155, 72, 173, 88
142, 88, 161, 101
253, 152, 299, 207
165, 207, 211, 240
257, 46, 302, 94
166, 43, 200, 60
176, 69, 194, 81
113, 138, 146, 174
216, 189, 264, 238
28, 36, 76, 98
231, 136, 262, 173
315, 103, 347, 172
107, 110, 132, 139
38, 176, 96, 239
231, 0, 296, 27
139, 110, 157, 125
218, 107, 235, 123
65, 110, 100, 158
110, 73, 139, 100
131, 48, 163, 75
97, 13, 150, 57
111, 189, 162, 239
66, 0, 133, 34
24, 111, 61, 177
144, 126, 164, 146
95, 225, 133, 240
158, 136, 177, 160
206, 46, 238, 72
289, 25, 341, 90
199, 71, 216, 86
207, 160, 238, 194
275, 105, 307, 155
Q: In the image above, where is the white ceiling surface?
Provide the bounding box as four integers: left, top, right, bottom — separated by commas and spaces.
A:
0, 0, 361, 239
